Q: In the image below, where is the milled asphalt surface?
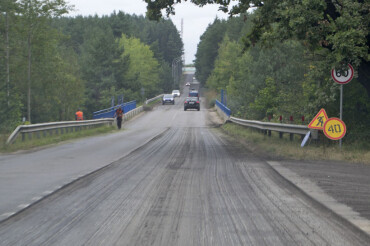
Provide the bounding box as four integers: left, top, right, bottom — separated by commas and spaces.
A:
1, 123, 370, 245
0, 72, 369, 244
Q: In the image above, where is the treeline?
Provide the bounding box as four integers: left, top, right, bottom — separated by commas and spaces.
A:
195, 15, 370, 142
0, 0, 183, 133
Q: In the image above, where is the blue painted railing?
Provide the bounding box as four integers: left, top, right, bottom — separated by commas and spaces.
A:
93, 100, 136, 119
216, 99, 231, 117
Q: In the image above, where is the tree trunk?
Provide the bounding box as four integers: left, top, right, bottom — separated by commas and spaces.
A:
358, 61, 370, 98
27, 32, 32, 123
6, 12, 10, 106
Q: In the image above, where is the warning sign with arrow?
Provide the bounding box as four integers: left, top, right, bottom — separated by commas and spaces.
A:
308, 108, 328, 130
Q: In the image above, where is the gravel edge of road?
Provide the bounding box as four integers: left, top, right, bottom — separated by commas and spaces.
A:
210, 108, 370, 239
266, 161, 370, 237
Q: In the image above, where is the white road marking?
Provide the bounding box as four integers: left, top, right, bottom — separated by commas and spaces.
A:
172, 112, 178, 121
1, 212, 15, 217
18, 204, 30, 209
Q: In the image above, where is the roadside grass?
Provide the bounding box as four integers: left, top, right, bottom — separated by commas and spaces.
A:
142, 98, 162, 111
204, 90, 217, 109
0, 125, 116, 153
222, 122, 370, 164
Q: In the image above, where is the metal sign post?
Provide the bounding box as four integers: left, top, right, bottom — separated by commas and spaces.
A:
331, 64, 353, 149
339, 84, 343, 148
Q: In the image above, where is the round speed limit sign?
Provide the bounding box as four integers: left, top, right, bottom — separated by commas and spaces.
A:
323, 118, 347, 140
331, 64, 354, 84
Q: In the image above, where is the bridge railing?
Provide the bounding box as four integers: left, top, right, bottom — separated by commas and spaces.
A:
6, 119, 114, 145
93, 100, 136, 119
145, 94, 163, 104
7, 95, 164, 145
215, 100, 314, 141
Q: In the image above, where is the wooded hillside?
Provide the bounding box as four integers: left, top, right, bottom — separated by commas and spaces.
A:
0, 0, 183, 132
195, 14, 369, 142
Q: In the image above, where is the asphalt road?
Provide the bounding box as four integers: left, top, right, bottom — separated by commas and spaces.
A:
0, 74, 369, 245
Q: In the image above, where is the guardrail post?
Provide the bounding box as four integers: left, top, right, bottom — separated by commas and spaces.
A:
22, 132, 25, 142
279, 132, 283, 139
43, 130, 47, 138
28, 132, 32, 140
37, 131, 41, 139
290, 133, 294, 141
268, 130, 271, 137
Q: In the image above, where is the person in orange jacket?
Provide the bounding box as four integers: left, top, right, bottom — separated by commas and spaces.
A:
114, 106, 124, 129
75, 109, 83, 120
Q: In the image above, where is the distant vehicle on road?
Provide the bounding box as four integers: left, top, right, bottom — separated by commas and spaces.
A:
162, 94, 175, 105
184, 97, 200, 111
189, 90, 199, 99
185, 82, 190, 86
172, 90, 180, 97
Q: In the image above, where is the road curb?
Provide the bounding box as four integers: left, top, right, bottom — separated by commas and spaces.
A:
266, 160, 370, 237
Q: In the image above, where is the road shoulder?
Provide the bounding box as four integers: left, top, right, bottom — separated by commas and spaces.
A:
266, 160, 370, 236
210, 108, 370, 237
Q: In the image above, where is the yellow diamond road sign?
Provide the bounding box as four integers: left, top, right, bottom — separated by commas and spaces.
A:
308, 108, 328, 130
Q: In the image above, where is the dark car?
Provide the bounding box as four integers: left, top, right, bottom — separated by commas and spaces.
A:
184, 97, 200, 111
162, 94, 175, 105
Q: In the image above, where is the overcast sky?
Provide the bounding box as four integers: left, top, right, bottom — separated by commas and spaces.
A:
65, 0, 232, 64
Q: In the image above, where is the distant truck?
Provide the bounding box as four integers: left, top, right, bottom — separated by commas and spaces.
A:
189, 90, 199, 98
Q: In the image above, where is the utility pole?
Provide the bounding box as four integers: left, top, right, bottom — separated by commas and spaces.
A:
5, 11, 10, 106
172, 57, 182, 88
181, 18, 185, 64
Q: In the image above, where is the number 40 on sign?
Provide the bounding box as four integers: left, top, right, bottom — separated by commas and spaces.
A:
323, 118, 346, 140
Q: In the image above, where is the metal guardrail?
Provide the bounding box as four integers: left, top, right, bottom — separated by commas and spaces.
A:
215, 101, 312, 140
145, 94, 163, 104
6, 94, 164, 145
123, 105, 143, 120
229, 116, 309, 135
6, 119, 114, 145
119, 94, 163, 121
93, 100, 136, 119
216, 99, 231, 117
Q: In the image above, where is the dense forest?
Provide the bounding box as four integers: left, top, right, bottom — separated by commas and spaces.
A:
0, 0, 183, 133
194, 14, 369, 142
145, 1, 369, 143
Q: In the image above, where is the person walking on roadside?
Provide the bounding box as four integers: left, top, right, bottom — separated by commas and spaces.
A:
114, 106, 124, 129
75, 109, 83, 120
